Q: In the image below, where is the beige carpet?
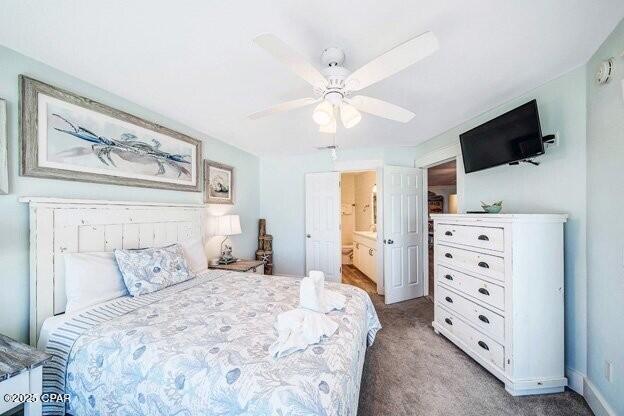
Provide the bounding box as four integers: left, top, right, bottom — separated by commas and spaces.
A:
358, 295, 592, 416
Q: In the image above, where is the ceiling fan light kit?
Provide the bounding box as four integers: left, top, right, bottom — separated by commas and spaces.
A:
313, 100, 334, 125
319, 116, 337, 134
340, 102, 362, 128
249, 31, 438, 135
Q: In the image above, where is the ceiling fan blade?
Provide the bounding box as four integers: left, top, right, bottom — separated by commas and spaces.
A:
346, 31, 438, 91
253, 33, 328, 88
349, 95, 415, 123
319, 117, 337, 134
248, 97, 318, 120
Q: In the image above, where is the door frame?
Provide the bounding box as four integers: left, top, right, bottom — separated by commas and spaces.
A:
333, 159, 384, 295
415, 144, 465, 297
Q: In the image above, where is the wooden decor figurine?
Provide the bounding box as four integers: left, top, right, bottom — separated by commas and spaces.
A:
255, 219, 273, 274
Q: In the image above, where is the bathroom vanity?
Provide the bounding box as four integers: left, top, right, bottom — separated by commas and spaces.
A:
352, 231, 378, 283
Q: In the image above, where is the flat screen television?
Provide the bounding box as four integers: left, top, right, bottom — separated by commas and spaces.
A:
460, 100, 544, 173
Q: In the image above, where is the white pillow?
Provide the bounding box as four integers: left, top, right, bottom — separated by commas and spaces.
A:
181, 238, 208, 274
64, 251, 128, 314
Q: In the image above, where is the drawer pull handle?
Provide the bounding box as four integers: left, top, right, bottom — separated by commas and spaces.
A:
445, 296, 453, 303
444, 318, 453, 325
478, 315, 490, 324
444, 231, 453, 236
444, 274, 453, 281
478, 234, 489, 241
445, 253, 453, 259
478, 340, 489, 351
478, 261, 489, 269
369, 248, 374, 256
478, 288, 490, 296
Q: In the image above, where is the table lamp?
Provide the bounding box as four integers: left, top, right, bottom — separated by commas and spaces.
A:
216, 214, 242, 264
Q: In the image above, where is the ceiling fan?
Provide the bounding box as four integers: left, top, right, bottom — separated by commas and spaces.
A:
248, 32, 439, 133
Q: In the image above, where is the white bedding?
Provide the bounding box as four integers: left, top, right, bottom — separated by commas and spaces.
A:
41, 270, 381, 415
63, 251, 129, 314
37, 296, 130, 350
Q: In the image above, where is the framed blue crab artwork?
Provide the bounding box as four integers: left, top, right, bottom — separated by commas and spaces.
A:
20, 76, 202, 191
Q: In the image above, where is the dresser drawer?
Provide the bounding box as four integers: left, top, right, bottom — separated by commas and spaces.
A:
437, 264, 505, 311
436, 305, 505, 370
0, 371, 29, 413
436, 223, 504, 252
436, 244, 505, 282
436, 284, 505, 343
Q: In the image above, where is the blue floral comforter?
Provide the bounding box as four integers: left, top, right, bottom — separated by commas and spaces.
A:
44, 271, 381, 415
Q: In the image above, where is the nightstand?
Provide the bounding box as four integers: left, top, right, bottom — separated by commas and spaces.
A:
209, 259, 265, 274
0, 334, 51, 416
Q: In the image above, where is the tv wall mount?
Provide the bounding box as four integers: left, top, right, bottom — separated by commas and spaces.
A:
509, 134, 556, 166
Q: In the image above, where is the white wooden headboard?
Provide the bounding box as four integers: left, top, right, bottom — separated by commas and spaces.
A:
20, 197, 206, 346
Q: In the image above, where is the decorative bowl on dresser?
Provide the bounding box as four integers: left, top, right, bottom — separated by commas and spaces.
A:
0, 333, 51, 415
430, 213, 568, 396
208, 259, 265, 274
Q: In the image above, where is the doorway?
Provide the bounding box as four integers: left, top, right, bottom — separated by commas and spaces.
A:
424, 159, 458, 300
340, 171, 379, 295
305, 163, 424, 304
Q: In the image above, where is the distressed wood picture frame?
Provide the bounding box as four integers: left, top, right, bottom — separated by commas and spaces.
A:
0, 99, 7, 194
204, 159, 234, 204
20, 76, 202, 192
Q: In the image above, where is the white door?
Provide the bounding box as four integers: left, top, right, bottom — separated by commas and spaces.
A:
305, 172, 341, 282
383, 165, 424, 303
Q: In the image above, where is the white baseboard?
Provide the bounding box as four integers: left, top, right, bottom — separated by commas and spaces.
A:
566, 367, 585, 395
565, 368, 616, 416
583, 378, 616, 416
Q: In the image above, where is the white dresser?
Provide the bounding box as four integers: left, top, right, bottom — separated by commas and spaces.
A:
430, 214, 567, 396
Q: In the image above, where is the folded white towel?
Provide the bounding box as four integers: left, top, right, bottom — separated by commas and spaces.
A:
269, 309, 338, 358
299, 270, 346, 313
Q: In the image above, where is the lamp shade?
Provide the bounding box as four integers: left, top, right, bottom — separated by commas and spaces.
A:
340, 103, 362, 128
313, 100, 334, 126
216, 215, 242, 236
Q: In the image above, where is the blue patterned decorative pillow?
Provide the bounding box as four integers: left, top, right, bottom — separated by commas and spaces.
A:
114, 244, 192, 296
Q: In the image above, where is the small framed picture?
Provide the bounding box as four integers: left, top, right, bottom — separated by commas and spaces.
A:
204, 160, 233, 204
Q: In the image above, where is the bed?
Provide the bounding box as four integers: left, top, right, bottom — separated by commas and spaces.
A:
22, 198, 381, 416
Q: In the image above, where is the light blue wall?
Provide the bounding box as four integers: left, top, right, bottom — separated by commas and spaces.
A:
586, 18, 624, 414
260, 147, 415, 276
0, 46, 260, 343
410, 67, 588, 376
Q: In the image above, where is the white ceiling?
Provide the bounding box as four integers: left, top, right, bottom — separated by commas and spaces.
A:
1, 1, 623, 156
